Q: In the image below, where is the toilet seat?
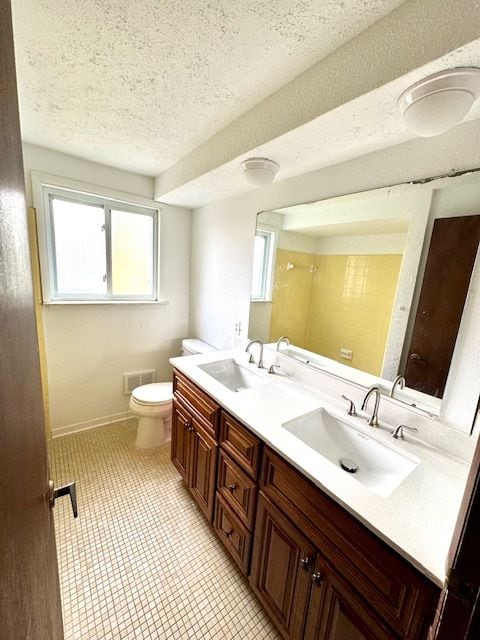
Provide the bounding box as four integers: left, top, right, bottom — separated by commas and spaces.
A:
131, 382, 172, 406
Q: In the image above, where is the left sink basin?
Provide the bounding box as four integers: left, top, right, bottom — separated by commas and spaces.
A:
198, 359, 269, 393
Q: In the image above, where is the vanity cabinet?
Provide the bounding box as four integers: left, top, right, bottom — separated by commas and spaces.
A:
170, 370, 439, 640
256, 448, 439, 640
250, 493, 395, 640
171, 371, 220, 521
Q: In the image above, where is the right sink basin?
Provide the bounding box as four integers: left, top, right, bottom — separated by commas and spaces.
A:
282, 407, 419, 498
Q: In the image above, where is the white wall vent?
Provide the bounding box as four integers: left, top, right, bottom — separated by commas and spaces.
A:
123, 370, 156, 395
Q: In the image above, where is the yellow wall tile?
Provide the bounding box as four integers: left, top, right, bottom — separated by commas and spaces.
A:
269, 249, 316, 345
269, 250, 402, 376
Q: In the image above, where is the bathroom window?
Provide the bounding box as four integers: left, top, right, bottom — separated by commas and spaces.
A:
251, 228, 275, 301
39, 186, 158, 302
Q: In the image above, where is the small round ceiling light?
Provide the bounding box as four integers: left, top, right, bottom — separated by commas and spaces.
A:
398, 67, 480, 137
241, 157, 280, 187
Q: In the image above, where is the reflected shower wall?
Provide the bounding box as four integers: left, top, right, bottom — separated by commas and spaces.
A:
268, 249, 402, 376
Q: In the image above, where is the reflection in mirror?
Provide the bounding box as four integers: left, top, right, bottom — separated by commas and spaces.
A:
248, 177, 480, 425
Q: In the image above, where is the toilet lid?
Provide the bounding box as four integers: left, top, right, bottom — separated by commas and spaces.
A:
131, 382, 173, 405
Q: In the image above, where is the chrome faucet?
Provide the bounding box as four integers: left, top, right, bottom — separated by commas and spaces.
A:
341, 395, 357, 416
276, 336, 290, 351
391, 424, 418, 440
361, 387, 381, 427
245, 340, 264, 368
390, 375, 405, 398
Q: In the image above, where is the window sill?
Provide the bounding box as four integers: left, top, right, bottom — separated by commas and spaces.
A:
250, 298, 273, 303
42, 299, 169, 306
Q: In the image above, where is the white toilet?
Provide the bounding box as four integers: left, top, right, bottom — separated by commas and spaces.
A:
130, 338, 216, 448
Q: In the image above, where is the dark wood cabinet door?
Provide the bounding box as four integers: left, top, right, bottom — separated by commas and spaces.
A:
304, 558, 397, 640
250, 493, 315, 640
171, 400, 192, 482
189, 418, 218, 521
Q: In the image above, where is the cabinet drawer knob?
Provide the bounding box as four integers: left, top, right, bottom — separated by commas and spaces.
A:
224, 528, 234, 538
228, 483, 237, 493
300, 556, 311, 569
311, 571, 324, 584
185, 421, 194, 432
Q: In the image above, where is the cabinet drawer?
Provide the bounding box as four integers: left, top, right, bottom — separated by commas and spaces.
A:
217, 450, 258, 530
219, 411, 261, 479
173, 370, 219, 435
261, 448, 439, 639
214, 493, 252, 575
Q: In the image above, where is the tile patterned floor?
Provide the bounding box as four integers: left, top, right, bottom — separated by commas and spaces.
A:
49, 420, 281, 640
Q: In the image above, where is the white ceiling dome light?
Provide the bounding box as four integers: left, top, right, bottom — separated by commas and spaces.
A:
241, 157, 280, 187
398, 67, 480, 137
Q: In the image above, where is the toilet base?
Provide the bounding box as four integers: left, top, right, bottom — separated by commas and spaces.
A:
135, 415, 172, 449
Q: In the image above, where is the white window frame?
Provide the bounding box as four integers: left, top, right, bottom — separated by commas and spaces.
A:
32, 172, 164, 304
251, 227, 276, 302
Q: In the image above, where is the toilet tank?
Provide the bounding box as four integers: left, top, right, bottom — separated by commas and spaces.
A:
181, 338, 217, 356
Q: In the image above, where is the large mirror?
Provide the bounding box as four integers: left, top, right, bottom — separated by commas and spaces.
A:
248, 174, 480, 430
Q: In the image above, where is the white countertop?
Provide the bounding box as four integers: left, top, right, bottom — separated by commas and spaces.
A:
170, 349, 471, 587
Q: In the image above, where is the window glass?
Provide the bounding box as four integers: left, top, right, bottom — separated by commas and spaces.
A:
111, 209, 154, 296
251, 229, 275, 300
44, 188, 158, 302
51, 197, 107, 296
251, 234, 267, 299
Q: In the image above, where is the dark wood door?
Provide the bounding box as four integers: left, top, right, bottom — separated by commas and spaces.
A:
429, 436, 480, 639
404, 215, 480, 397
250, 493, 315, 640
0, 1, 64, 637
189, 417, 218, 521
304, 558, 397, 640
171, 400, 192, 482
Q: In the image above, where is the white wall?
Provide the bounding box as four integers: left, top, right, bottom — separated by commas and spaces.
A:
315, 233, 406, 255
189, 121, 480, 432
23, 144, 191, 433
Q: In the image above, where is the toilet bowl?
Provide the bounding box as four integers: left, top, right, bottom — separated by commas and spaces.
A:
130, 382, 173, 448
130, 339, 217, 449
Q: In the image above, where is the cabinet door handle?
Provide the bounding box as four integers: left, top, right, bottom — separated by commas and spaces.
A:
185, 421, 194, 432
300, 556, 311, 569
228, 483, 237, 493
224, 528, 234, 538
311, 572, 324, 584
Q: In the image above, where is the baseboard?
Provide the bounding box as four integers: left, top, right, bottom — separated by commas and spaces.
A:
52, 411, 135, 438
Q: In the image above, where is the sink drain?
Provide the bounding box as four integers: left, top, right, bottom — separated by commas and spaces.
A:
340, 458, 358, 473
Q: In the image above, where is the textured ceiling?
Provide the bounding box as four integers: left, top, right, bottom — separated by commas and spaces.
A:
159, 39, 480, 207
12, 0, 406, 176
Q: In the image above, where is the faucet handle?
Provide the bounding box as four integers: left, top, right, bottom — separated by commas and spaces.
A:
247, 353, 255, 364
268, 364, 280, 374
391, 424, 418, 440
341, 395, 357, 416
